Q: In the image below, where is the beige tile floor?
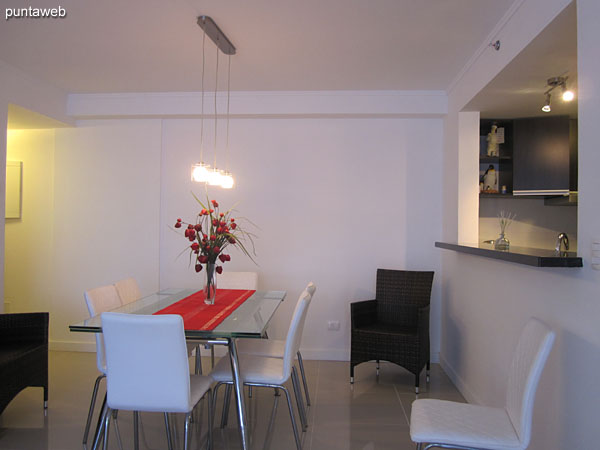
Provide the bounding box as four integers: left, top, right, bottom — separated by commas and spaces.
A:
0, 351, 464, 450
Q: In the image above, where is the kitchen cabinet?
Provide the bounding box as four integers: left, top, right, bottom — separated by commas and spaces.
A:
479, 119, 513, 195
513, 116, 577, 195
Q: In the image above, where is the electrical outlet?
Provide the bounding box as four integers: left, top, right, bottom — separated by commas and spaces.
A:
592, 241, 600, 270
327, 320, 340, 331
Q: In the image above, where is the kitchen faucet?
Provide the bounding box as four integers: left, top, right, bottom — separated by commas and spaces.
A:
555, 232, 569, 253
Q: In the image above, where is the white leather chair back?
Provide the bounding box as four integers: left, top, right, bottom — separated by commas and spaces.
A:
84, 285, 122, 373
505, 318, 555, 447
114, 277, 142, 305
282, 290, 312, 376
217, 271, 258, 290
101, 312, 193, 413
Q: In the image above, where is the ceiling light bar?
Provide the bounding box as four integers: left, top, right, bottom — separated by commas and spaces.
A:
197, 16, 236, 56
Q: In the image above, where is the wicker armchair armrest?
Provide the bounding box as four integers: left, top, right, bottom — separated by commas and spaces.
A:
351, 299, 377, 329
0, 312, 49, 345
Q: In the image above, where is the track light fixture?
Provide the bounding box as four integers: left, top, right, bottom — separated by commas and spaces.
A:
541, 76, 574, 113
541, 93, 551, 113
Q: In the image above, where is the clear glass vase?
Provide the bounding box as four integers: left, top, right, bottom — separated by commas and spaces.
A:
494, 233, 510, 250
204, 263, 217, 305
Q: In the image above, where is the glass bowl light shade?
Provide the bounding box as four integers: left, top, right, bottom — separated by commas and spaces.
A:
207, 168, 223, 186
191, 162, 210, 182
221, 172, 234, 189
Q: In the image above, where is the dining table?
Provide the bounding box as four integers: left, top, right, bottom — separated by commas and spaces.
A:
70, 287, 287, 450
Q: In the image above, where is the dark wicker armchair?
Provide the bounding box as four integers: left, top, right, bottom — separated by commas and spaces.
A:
0, 312, 49, 415
350, 269, 434, 393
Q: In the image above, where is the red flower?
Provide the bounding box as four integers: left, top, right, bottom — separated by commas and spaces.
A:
216, 266, 223, 274
219, 212, 224, 217
209, 209, 214, 213
212, 219, 218, 226
177, 218, 182, 222
230, 218, 235, 222
213, 246, 221, 254
210, 235, 216, 241
218, 254, 227, 263
230, 223, 237, 229
201, 209, 208, 215
198, 255, 208, 264
191, 243, 200, 251
195, 264, 202, 273
187, 224, 194, 229
194, 224, 202, 231
174, 222, 182, 228
211, 200, 219, 207
220, 221, 226, 227
203, 234, 208, 239
225, 254, 231, 261
228, 237, 236, 244
217, 227, 224, 234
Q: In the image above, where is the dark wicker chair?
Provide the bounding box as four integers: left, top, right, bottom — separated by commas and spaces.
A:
350, 269, 434, 393
0, 312, 49, 415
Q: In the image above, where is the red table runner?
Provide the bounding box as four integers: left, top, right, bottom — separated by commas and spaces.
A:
154, 289, 255, 331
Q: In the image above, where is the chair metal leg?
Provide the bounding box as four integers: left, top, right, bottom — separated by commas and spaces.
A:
220, 384, 232, 428
91, 395, 108, 450
376, 360, 380, 377
297, 351, 311, 406
350, 364, 355, 384
291, 366, 308, 431
112, 411, 123, 450
195, 344, 203, 375
416, 443, 422, 450
248, 385, 253, 398
211, 345, 215, 368
164, 413, 174, 450
207, 390, 213, 450
83, 374, 105, 446
133, 411, 139, 450
184, 412, 192, 450
102, 408, 111, 450
282, 387, 302, 450
426, 361, 431, 382
415, 373, 420, 394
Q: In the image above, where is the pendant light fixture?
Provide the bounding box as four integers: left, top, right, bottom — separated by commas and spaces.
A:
192, 16, 236, 188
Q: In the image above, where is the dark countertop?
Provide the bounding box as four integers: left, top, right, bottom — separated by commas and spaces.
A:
435, 242, 583, 267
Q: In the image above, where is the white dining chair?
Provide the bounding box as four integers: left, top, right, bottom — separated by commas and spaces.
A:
236, 282, 316, 407
114, 277, 142, 305
190, 271, 259, 375
209, 289, 313, 450
99, 312, 213, 450
410, 317, 555, 450
82, 284, 123, 448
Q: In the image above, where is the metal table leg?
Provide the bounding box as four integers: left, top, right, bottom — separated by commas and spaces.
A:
227, 338, 249, 450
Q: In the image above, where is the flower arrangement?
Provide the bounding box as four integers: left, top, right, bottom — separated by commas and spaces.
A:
174, 194, 255, 302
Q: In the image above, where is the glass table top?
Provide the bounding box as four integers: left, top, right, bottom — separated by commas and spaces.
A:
69, 289, 287, 339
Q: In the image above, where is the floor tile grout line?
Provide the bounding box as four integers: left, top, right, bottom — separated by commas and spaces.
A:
394, 384, 411, 427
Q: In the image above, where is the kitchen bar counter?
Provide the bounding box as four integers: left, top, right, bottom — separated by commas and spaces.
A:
435, 242, 583, 267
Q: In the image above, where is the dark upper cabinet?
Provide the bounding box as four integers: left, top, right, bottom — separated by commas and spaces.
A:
513, 116, 577, 195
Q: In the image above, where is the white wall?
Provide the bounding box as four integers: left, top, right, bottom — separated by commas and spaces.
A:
158, 116, 443, 360
441, 0, 600, 448
50, 122, 162, 349
4, 130, 55, 313
0, 59, 70, 311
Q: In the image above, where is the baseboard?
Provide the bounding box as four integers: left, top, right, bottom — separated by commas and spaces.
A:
439, 353, 480, 404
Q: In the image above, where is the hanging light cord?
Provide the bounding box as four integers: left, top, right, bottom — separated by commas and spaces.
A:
225, 54, 231, 172
214, 45, 219, 168
199, 27, 206, 162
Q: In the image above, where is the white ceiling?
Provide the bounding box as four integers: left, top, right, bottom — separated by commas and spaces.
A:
464, 3, 577, 119
0, 0, 514, 94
